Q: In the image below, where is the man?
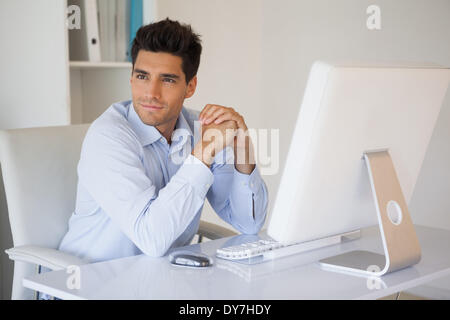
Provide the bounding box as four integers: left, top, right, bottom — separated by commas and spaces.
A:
59, 18, 268, 262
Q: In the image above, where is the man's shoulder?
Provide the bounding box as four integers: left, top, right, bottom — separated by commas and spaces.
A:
182, 107, 200, 121
181, 107, 200, 134
92, 100, 131, 127
84, 101, 139, 147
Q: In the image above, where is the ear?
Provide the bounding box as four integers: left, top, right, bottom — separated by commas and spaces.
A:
184, 76, 197, 99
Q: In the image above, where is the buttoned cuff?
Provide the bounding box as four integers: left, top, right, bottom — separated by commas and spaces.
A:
177, 154, 214, 198
232, 165, 263, 194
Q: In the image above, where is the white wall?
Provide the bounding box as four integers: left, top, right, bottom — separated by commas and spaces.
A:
0, 0, 70, 299
261, 0, 450, 297
261, 0, 450, 230
159, 0, 450, 297
157, 0, 450, 229
0, 0, 70, 129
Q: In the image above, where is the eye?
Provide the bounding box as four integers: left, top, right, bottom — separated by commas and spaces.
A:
163, 78, 176, 83
136, 74, 147, 80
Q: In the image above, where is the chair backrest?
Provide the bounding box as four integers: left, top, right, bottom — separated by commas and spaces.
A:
0, 124, 89, 300
0, 124, 89, 248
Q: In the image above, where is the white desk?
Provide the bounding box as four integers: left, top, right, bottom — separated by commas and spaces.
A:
23, 225, 450, 300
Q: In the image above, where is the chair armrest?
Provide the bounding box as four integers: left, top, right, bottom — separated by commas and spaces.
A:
5, 223, 235, 271
198, 221, 237, 240
5, 245, 88, 271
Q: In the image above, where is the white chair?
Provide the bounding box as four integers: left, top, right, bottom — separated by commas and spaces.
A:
0, 124, 236, 300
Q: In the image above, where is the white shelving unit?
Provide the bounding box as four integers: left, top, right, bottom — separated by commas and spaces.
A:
69, 61, 132, 69
68, 60, 132, 124
66, 0, 135, 124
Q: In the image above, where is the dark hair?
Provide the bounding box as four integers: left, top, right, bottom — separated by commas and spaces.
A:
131, 18, 202, 83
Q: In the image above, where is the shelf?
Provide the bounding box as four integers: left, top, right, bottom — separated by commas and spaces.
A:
69, 61, 132, 69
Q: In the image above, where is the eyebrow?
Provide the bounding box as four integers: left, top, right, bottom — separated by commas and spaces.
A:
134, 68, 181, 79
134, 68, 149, 75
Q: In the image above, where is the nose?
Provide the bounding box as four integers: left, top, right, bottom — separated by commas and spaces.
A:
145, 78, 162, 100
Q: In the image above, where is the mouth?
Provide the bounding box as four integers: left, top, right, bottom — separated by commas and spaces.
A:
140, 103, 164, 111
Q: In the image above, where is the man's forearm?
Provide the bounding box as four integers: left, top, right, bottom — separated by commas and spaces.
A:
234, 135, 256, 175
234, 148, 256, 174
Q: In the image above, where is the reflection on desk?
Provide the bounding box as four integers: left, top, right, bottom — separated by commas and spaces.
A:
23, 225, 450, 300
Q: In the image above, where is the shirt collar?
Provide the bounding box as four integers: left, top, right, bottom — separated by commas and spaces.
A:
172, 108, 194, 145
127, 102, 193, 147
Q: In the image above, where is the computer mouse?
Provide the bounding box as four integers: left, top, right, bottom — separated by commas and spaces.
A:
168, 250, 213, 268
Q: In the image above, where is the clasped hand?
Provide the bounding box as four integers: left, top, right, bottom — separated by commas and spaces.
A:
192, 104, 255, 174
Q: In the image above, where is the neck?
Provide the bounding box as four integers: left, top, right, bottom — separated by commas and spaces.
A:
156, 118, 177, 145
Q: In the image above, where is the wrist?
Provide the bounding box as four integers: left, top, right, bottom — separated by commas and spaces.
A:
235, 163, 255, 175
192, 140, 215, 168
234, 144, 255, 165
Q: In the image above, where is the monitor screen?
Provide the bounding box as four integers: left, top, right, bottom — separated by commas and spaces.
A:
267, 62, 450, 245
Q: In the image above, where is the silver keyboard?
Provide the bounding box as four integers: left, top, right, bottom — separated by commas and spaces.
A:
216, 239, 285, 260
216, 230, 362, 262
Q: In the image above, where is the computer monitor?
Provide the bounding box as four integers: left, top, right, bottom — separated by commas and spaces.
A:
267, 61, 450, 275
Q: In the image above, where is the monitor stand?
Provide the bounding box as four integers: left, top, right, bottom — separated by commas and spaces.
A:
319, 150, 422, 277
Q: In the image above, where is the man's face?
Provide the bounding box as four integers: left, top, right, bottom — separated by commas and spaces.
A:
130, 50, 197, 129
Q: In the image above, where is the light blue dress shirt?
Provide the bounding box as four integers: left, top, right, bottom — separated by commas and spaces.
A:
58, 100, 268, 262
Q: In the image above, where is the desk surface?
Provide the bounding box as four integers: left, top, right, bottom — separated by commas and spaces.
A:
23, 225, 450, 300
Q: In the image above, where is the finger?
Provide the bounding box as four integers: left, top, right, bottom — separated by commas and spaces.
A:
200, 105, 219, 123
198, 104, 213, 121
204, 108, 228, 124
212, 112, 236, 125
200, 104, 229, 122
199, 104, 216, 121
216, 112, 246, 130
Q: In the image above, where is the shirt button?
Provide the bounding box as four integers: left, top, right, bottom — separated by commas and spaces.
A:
205, 183, 211, 188
250, 182, 255, 188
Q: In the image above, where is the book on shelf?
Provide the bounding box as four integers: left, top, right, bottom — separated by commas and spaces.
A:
68, 0, 101, 62
128, 0, 143, 62
84, 0, 101, 62
116, 0, 130, 62
68, 0, 149, 63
